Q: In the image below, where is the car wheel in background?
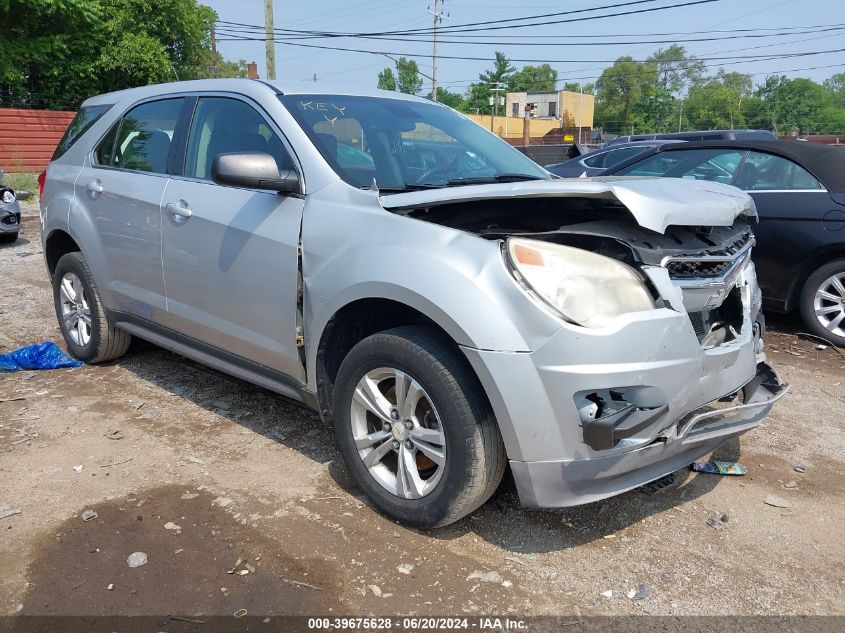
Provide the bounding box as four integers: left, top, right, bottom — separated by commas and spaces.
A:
799, 258, 845, 347
52, 252, 132, 363
332, 326, 506, 528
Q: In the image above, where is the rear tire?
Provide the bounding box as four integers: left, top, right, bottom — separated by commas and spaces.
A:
799, 258, 845, 348
52, 252, 131, 363
332, 326, 506, 528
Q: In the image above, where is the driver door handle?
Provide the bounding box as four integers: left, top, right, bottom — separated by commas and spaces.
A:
166, 200, 192, 222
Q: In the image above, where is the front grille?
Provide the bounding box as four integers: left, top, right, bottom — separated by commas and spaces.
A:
663, 230, 754, 282
666, 260, 731, 279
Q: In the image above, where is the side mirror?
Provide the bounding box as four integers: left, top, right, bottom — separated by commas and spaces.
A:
211, 152, 300, 194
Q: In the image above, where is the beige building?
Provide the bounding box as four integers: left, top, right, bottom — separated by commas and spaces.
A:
505, 90, 594, 128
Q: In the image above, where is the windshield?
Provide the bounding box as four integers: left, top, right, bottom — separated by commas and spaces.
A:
279, 94, 548, 192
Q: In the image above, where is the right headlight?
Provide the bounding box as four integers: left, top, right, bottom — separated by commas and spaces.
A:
1, 189, 14, 204
506, 237, 656, 328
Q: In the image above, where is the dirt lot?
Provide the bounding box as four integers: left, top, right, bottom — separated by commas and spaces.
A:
1, 202, 844, 618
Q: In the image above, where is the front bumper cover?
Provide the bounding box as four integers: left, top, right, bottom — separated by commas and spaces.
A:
461, 257, 786, 509
509, 361, 786, 508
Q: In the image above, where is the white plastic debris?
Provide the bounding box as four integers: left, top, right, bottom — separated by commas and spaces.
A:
397, 563, 414, 575
466, 570, 504, 584
127, 552, 148, 568
369, 584, 382, 597
73, 464, 83, 474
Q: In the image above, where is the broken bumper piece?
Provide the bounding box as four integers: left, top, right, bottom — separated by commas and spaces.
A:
509, 361, 787, 508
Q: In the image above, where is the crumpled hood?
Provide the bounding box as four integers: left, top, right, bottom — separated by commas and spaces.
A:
380, 176, 756, 234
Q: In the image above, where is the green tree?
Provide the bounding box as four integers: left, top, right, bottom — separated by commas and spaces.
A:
479, 52, 515, 88
562, 82, 595, 94
646, 45, 704, 95
716, 70, 753, 98
464, 82, 492, 115
594, 56, 651, 134
823, 73, 845, 107
740, 96, 771, 130
633, 82, 676, 132
755, 76, 834, 134
684, 81, 745, 130
395, 57, 422, 95
210, 56, 248, 79
509, 64, 557, 92
377, 67, 397, 91
0, 0, 242, 110
426, 88, 464, 109
465, 52, 515, 114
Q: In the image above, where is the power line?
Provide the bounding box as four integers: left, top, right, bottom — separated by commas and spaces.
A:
214, 23, 845, 47
216, 19, 845, 40
213, 34, 845, 66
216, 0, 722, 39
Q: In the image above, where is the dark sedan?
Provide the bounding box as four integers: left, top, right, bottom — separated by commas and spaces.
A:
605, 140, 845, 345
545, 140, 681, 178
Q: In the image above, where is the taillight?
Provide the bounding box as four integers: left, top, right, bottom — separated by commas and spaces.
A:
38, 170, 46, 200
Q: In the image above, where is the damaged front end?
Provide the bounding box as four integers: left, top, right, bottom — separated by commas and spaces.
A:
386, 180, 760, 349
381, 178, 788, 508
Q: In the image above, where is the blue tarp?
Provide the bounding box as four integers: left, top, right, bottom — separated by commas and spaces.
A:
0, 342, 83, 372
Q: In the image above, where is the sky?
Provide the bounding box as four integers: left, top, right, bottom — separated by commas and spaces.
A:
206, 0, 845, 94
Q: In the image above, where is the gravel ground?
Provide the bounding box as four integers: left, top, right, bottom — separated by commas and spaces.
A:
1, 201, 843, 618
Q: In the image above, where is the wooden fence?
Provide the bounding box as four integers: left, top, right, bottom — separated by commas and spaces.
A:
0, 108, 76, 173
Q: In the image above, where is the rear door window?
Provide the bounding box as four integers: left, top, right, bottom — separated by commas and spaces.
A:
52, 104, 113, 160
735, 151, 823, 191
96, 98, 184, 174
616, 148, 746, 184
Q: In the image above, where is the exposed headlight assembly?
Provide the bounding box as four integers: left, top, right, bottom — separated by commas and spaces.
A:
1, 189, 14, 204
506, 237, 656, 328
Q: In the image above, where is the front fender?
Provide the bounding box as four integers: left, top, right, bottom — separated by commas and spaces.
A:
301, 183, 563, 393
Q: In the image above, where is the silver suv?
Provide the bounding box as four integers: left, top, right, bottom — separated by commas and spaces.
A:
40, 80, 786, 528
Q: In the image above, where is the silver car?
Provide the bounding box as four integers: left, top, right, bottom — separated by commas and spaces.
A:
40, 79, 786, 528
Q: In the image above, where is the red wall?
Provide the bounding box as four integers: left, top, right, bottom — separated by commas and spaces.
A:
0, 108, 76, 173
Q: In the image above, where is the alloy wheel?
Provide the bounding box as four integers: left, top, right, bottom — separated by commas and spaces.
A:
349, 367, 446, 499
59, 272, 92, 346
813, 272, 845, 338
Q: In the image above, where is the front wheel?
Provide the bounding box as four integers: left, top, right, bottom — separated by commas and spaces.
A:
332, 326, 506, 528
799, 258, 845, 347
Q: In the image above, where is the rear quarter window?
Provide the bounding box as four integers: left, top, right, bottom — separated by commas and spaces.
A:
52, 104, 113, 160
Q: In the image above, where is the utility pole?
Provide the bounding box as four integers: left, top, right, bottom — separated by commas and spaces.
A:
210, 23, 217, 78
264, 0, 276, 80
489, 81, 505, 131
428, 0, 448, 102
578, 84, 583, 144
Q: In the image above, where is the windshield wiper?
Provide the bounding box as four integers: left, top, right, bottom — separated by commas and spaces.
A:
445, 173, 546, 186
368, 183, 445, 193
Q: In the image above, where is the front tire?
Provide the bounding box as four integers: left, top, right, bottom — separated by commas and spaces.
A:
799, 259, 845, 347
0, 232, 17, 243
52, 252, 131, 363
332, 326, 506, 528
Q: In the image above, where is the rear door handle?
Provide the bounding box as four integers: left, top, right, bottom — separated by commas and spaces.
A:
85, 180, 103, 195
165, 200, 192, 223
